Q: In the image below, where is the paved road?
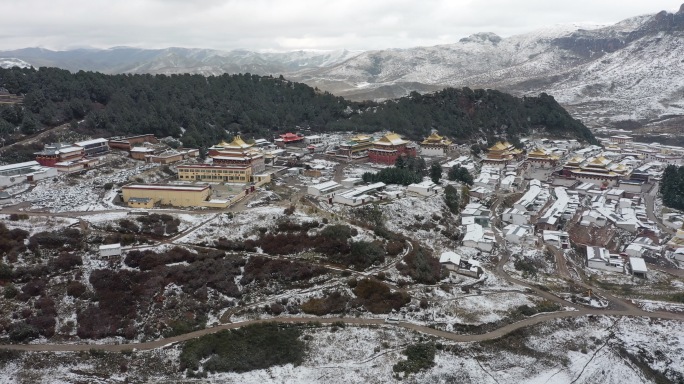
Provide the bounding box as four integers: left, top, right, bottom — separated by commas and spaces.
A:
644, 182, 675, 235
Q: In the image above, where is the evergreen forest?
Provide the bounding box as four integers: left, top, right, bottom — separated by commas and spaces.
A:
0, 66, 597, 149
660, 165, 684, 211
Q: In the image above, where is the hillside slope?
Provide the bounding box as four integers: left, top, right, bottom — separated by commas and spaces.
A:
0, 67, 595, 148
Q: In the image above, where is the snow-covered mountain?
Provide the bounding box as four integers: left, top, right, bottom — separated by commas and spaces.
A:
289, 4, 684, 127
0, 58, 31, 69
0, 46, 362, 76
0, 4, 682, 127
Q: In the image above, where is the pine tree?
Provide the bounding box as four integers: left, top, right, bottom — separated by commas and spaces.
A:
430, 162, 442, 184
444, 185, 460, 214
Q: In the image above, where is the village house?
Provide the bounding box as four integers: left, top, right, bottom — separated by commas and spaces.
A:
468, 186, 492, 201
542, 230, 570, 249
503, 224, 536, 246
586, 246, 624, 273
439, 252, 483, 278
627, 257, 648, 278
502, 207, 531, 225
462, 203, 491, 227
462, 223, 496, 252
407, 180, 441, 196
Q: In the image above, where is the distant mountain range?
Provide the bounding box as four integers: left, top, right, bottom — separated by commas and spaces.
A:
0, 47, 361, 76
1, 3, 683, 129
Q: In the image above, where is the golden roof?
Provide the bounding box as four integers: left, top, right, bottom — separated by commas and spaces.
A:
421, 131, 452, 145
489, 141, 511, 151
528, 147, 548, 156
375, 132, 408, 146
589, 156, 609, 166
226, 135, 252, 149
350, 134, 371, 142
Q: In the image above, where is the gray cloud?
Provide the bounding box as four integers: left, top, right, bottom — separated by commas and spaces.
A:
0, 0, 680, 51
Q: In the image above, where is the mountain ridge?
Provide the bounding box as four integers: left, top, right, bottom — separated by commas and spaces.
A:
0, 4, 682, 128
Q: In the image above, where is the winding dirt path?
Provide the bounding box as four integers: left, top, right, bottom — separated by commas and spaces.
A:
3, 308, 683, 352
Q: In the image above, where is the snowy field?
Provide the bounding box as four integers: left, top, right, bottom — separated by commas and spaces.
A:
2, 315, 682, 383
14, 155, 161, 212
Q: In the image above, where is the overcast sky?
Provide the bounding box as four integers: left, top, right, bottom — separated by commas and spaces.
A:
1, 0, 681, 51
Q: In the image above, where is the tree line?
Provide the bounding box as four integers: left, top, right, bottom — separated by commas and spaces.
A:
660, 165, 684, 211
0, 67, 596, 151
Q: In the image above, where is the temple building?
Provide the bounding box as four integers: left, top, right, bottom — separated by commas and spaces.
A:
568, 156, 631, 188
274, 132, 304, 147
526, 147, 559, 169
561, 156, 585, 176
368, 133, 417, 165
420, 131, 454, 157
334, 135, 374, 159
208, 136, 265, 174
481, 141, 523, 168
35, 143, 85, 166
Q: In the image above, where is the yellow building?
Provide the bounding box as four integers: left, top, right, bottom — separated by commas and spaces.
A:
482, 141, 523, 167
335, 135, 374, 159
420, 131, 454, 157
526, 147, 559, 169
122, 184, 215, 208
208, 136, 266, 173
178, 164, 253, 182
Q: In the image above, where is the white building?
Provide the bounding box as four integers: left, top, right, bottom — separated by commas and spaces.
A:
503, 224, 535, 246
500, 175, 516, 192
502, 207, 530, 226
627, 257, 648, 278
341, 178, 363, 188
0, 161, 58, 188
99, 243, 122, 257
586, 246, 623, 272
514, 180, 542, 212
439, 251, 462, 272
439, 251, 483, 277
307, 180, 342, 197
462, 224, 496, 252
304, 135, 324, 145
332, 182, 386, 206
542, 230, 570, 249
407, 180, 441, 196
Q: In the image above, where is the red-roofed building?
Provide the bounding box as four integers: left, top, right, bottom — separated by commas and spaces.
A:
279, 133, 304, 143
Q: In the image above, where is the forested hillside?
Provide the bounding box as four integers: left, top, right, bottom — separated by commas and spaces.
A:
0, 67, 595, 148
660, 165, 684, 211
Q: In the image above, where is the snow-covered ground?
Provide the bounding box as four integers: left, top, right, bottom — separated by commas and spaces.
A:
3, 315, 682, 383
